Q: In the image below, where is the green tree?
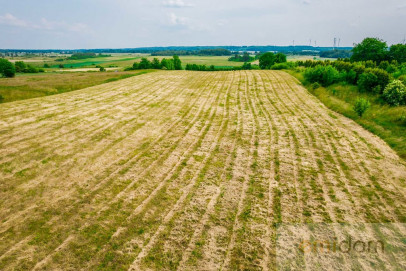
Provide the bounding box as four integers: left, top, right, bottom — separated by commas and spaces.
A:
138, 58, 151, 69
242, 52, 251, 62
242, 62, 252, 70
259, 52, 276, 69
275, 53, 287, 63
351, 38, 388, 63
15, 61, 27, 73
161, 58, 168, 69
152, 58, 161, 69
99, 67, 106, 72
173, 55, 182, 70
0, 59, 16, 77
389, 44, 406, 63
161, 58, 174, 70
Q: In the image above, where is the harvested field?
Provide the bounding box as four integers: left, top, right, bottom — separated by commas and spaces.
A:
0, 70, 405, 270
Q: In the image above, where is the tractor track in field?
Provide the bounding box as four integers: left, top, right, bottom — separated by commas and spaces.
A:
0, 70, 405, 270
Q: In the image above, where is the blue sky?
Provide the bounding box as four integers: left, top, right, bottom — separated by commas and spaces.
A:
0, 0, 405, 49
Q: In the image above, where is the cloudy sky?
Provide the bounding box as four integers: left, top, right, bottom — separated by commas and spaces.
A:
0, 0, 405, 49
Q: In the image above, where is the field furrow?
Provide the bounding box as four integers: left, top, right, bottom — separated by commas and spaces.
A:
0, 70, 405, 270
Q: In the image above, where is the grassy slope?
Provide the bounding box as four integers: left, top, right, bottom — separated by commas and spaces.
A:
0, 70, 154, 103
287, 70, 406, 159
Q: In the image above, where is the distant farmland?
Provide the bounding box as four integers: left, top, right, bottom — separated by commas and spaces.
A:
0, 71, 405, 270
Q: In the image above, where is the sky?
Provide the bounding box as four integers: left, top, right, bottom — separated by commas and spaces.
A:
0, 0, 405, 49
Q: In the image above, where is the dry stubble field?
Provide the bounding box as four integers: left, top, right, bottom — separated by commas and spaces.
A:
0, 70, 405, 270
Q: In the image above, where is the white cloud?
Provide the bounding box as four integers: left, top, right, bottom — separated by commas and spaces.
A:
168, 13, 188, 26
217, 19, 228, 27
0, 13, 89, 33
38, 18, 88, 32
0, 13, 28, 27
302, 0, 311, 5
163, 0, 194, 8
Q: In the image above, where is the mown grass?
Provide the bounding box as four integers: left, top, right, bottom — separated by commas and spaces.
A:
0, 70, 154, 103
287, 70, 406, 160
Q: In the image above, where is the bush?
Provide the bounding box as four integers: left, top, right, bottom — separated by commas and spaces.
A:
357, 72, 379, 92
304, 65, 340, 86
0, 59, 16, 77
345, 69, 357, 84
382, 80, 406, 106
242, 62, 252, 70
369, 68, 390, 92
15, 61, 27, 72
26, 65, 39, 73
311, 82, 321, 90
354, 98, 370, 117
99, 67, 106, 72
271, 63, 289, 70
0, 94, 4, 102
399, 75, 406, 85
357, 68, 390, 93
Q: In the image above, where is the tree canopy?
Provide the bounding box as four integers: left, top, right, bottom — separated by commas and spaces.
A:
351, 38, 388, 63
389, 44, 406, 64
259, 53, 276, 69
0, 59, 16, 78
259, 52, 287, 69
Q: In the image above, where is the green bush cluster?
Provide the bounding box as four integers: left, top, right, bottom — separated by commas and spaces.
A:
185, 64, 216, 71
298, 56, 406, 107
15, 61, 45, 73
129, 55, 182, 70
259, 52, 287, 69
228, 52, 255, 62
185, 62, 257, 71
271, 62, 296, 70
382, 80, 406, 106
0, 59, 15, 77
304, 65, 341, 86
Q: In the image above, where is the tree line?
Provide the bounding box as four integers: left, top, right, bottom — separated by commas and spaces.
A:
128, 52, 288, 72
151, 48, 232, 56
67, 52, 111, 60
127, 55, 182, 70
228, 52, 255, 62
295, 37, 406, 108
